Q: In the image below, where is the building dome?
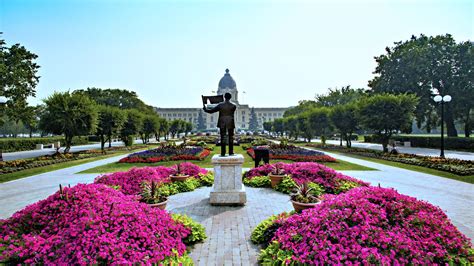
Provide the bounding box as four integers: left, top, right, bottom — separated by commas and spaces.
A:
218, 69, 236, 89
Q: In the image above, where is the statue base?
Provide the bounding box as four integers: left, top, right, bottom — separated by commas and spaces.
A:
209, 154, 246, 206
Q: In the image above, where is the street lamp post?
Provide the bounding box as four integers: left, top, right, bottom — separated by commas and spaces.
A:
433, 93, 452, 158
0, 96, 8, 162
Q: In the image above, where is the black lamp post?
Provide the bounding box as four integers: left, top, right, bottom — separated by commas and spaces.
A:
433, 93, 452, 158
0, 96, 7, 162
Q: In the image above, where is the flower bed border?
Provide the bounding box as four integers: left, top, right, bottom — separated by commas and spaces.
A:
305, 143, 474, 176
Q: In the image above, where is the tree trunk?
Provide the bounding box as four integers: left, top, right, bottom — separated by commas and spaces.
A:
100, 135, 105, 151
444, 109, 458, 137
108, 135, 112, 148
464, 109, 471, 137
65, 135, 72, 153
465, 122, 471, 138
381, 136, 389, 153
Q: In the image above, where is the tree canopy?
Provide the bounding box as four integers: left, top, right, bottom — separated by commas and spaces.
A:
368, 34, 473, 137
39, 92, 98, 152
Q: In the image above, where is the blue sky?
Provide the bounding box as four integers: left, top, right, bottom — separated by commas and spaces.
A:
1, 0, 472, 108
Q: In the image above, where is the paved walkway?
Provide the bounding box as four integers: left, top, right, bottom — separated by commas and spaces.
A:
168, 187, 292, 265
0, 149, 472, 264
0, 154, 128, 218
310, 139, 474, 160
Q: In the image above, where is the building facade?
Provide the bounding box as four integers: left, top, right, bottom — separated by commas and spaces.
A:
155, 69, 288, 131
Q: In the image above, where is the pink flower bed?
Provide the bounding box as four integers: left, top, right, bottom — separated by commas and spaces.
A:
245, 162, 369, 193
95, 163, 208, 195
0, 184, 190, 265
95, 166, 173, 195
268, 186, 473, 264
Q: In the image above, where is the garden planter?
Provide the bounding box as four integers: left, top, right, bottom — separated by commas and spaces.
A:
170, 175, 190, 182
291, 200, 320, 213
269, 174, 285, 188
148, 199, 168, 210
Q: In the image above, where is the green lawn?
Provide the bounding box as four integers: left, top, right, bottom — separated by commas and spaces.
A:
80, 145, 374, 174
0, 145, 159, 183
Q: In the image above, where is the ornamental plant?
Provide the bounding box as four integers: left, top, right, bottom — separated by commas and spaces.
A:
140, 181, 167, 204
245, 162, 368, 194
172, 214, 207, 245
290, 182, 322, 203
0, 184, 192, 265
95, 166, 173, 195
260, 186, 474, 265
94, 163, 208, 196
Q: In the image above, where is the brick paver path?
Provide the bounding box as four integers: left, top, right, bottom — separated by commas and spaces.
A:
167, 186, 292, 265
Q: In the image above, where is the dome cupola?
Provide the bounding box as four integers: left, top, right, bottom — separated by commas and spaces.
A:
218, 68, 237, 89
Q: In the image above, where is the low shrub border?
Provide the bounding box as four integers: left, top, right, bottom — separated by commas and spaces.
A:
253, 186, 474, 265
0, 136, 89, 152
364, 135, 474, 151
306, 143, 474, 176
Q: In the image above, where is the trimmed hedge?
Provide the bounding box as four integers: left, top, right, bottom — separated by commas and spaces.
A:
0, 136, 89, 152
364, 135, 474, 151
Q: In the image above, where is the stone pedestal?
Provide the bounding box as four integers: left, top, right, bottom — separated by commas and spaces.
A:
210, 154, 246, 205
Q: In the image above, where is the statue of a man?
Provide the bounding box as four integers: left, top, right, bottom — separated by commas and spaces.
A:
203, 92, 236, 156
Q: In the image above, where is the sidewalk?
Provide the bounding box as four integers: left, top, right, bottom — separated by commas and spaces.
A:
311, 139, 474, 160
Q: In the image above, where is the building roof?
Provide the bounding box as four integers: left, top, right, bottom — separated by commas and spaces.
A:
218, 68, 236, 89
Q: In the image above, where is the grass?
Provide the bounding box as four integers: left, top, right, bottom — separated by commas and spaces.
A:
318, 149, 474, 184
0, 145, 159, 184
80, 145, 374, 174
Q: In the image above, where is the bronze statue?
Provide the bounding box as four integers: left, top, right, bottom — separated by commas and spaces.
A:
203, 93, 237, 156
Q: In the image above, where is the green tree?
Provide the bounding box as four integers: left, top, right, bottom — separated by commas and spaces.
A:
39, 92, 98, 152
248, 108, 259, 132
0, 34, 40, 123
96, 106, 125, 151
357, 93, 418, 152
197, 110, 206, 131
283, 116, 298, 140
284, 100, 318, 117
307, 107, 332, 145
140, 115, 160, 144
316, 86, 366, 107
120, 109, 143, 146
184, 121, 193, 136
169, 119, 182, 138
329, 104, 358, 147
157, 118, 169, 141
369, 34, 472, 137
272, 118, 285, 136
263, 121, 272, 133
73, 88, 154, 113
296, 112, 313, 142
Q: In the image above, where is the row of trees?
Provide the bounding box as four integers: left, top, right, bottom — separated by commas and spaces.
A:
38, 90, 193, 152
264, 88, 418, 152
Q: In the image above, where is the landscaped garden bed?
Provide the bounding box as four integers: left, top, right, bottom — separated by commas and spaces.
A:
246, 143, 337, 163
118, 143, 211, 163
305, 143, 474, 176
95, 162, 214, 196
243, 162, 368, 195
0, 183, 206, 264
252, 186, 474, 265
